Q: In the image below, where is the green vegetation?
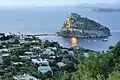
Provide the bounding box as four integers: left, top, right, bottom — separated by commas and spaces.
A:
58, 13, 110, 38
45, 41, 120, 80
71, 13, 110, 31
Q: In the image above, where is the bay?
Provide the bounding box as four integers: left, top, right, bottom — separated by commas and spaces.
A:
0, 7, 120, 51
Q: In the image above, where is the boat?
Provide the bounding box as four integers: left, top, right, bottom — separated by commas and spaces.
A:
16, 20, 24, 21
102, 39, 108, 42
94, 40, 97, 42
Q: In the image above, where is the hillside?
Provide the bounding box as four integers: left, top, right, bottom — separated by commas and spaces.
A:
57, 13, 111, 38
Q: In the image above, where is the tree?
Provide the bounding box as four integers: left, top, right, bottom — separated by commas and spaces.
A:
32, 36, 37, 41
2, 56, 11, 69
1, 72, 14, 80
107, 71, 120, 80
44, 40, 51, 48
50, 42, 60, 48
23, 44, 31, 49
55, 71, 69, 80
0, 45, 3, 49
108, 46, 114, 50
1, 42, 6, 45
45, 71, 53, 78
14, 39, 20, 44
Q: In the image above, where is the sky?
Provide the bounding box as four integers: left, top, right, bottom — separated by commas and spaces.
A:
0, 0, 119, 8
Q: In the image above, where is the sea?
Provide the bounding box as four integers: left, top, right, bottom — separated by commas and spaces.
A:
0, 7, 120, 51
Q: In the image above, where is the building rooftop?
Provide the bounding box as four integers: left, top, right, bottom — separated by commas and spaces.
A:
11, 62, 23, 65
25, 51, 34, 55
57, 62, 66, 68
0, 49, 10, 53
1, 53, 10, 57
13, 74, 39, 80
31, 58, 49, 65
38, 66, 52, 74
42, 49, 54, 55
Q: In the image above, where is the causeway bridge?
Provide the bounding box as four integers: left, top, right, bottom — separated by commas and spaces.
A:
27, 33, 57, 36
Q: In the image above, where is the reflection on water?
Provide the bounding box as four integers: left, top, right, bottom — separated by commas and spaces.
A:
39, 32, 120, 51
71, 37, 77, 47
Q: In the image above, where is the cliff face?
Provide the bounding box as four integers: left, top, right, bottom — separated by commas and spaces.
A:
57, 13, 111, 38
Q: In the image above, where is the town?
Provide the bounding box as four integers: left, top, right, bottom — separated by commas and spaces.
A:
0, 32, 96, 80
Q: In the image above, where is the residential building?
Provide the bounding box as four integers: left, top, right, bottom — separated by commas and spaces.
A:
1, 53, 9, 57
19, 55, 31, 60
57, 62, 66, 68
42, 48, 54, 55
25, 51, 34, 55
68, 51, 75, 56
0, 49, 10, 53
13, 74, 40, 80
38, 65, 53, 75
11, 62, 23, 65
31, 58, 49, 65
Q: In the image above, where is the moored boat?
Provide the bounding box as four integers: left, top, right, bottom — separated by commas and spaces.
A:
102, 39, 108, 42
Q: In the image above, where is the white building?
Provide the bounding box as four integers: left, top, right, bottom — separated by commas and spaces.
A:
57, 62, 66, 68
1, 53, 9, 57
19, 56, 31, 60
11, 62, 23, 65
42, 48, 54, 55
31, 58, 49, 65
19, 40, 31, 44
48, 47, 57, 51
0, 49, 10, 53
32, 46, 41, 50
25, 51, 34, 55
4, 32, 14, 37
13, 74, 40, 80
68, 51, 75, 56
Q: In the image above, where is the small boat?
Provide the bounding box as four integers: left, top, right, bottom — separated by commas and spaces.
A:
16, 20, 24, 21
94, 40, 97, 42
102, 39, 108, 42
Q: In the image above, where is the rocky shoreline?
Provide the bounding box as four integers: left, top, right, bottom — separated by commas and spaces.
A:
57, 13, 111, 38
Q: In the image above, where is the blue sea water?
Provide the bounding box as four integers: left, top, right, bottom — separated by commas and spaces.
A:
0, 7, 120, 51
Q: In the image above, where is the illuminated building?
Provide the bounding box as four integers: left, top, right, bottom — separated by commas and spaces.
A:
71, 37, 77, 47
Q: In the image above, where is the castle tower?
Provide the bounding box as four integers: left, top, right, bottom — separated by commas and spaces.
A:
66, 17, 74, 28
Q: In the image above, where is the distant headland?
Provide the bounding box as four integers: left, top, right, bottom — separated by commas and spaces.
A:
93, 8, 120, 12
